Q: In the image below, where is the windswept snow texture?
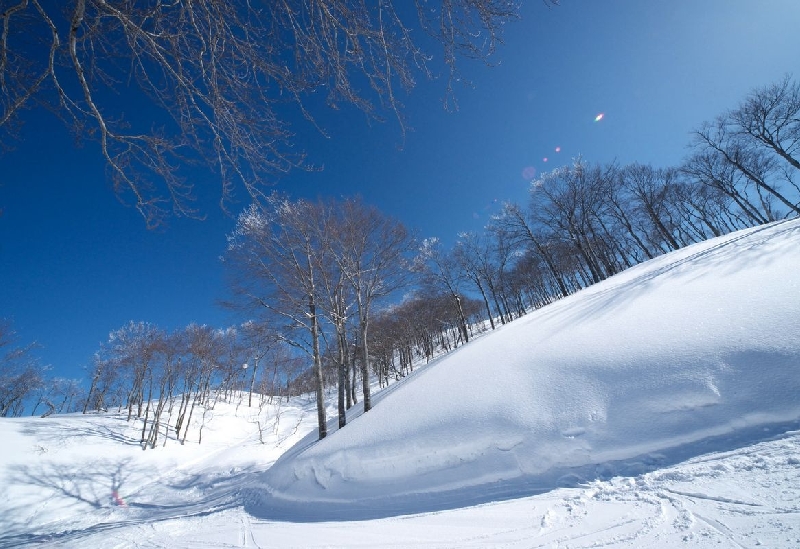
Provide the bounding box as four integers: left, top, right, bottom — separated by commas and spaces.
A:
1, 220, 799, 548
255, 220, 800, 519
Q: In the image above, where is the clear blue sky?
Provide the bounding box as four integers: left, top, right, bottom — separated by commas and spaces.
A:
1, 0, 799, 382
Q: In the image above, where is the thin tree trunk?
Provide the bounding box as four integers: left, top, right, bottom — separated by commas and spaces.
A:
337, 329, 347, 428
360, 318, 372, 413
310, 296, 327, 439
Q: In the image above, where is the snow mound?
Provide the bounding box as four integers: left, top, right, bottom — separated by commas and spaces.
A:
254, 220, 800, 520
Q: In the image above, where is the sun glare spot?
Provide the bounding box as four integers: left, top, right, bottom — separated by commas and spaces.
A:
594, 113, 605, 122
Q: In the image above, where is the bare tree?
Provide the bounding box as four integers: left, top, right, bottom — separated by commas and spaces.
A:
224, 194, 331, 439
329, 197, 415, 412
0, 0, 529, 226
33, 377, 85, 417
453, 232, 500, 329
315, 224, 356, 427
683, 149, 771, 226
492, 202, 570, 299
731, 75, 800, 174
417, 237, 471, 345
0, 319, 44, 417
239, 320, 278, 408
692, 119, 798, 217
617, 164, 684, 252
690, 77, 800, 219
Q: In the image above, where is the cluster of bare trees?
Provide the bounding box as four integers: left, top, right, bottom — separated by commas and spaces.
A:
369, 292, 485, 384
686, 75, 800, 222
0, 320, 84, 419
81, 320, 305, 449
467, 76, 800, 307
224, 194, 416, 438
0, 319, 87, 418
0, 320, 47, 417
357, 78, 800, 385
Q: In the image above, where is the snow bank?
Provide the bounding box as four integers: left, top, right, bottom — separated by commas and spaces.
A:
254, 220, 800, 519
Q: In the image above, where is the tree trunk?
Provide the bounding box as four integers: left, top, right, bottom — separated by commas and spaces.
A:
248, 356, 259, 408
360, 318, 372, 412
309, 295, 327, 439
337, 329, 347, 428
476, 280, 495, 330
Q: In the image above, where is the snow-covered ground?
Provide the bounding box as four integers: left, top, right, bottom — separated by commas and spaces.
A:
2, 219, 800, 548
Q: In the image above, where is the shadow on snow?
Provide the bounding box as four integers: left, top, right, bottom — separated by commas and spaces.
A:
242, 419, 800, 523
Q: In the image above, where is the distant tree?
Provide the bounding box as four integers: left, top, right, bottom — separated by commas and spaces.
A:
417, 237, 471, 345
178, 323, 225, 444
492, 202, 569, 299
453, 232, 501, 329
531, 159, 626, 284
33, 377, 85, 417
617, 164, 684, 253
682, 149, 771, 226
101, 321, 163, 423
83, 352, 120, 413
0, 320, 44, 417
370, 289, 484, 377
488, 224, 519, 321
239, 320, 278, 408
0, 0, 529, 226
143, 328, 182, 449
505, 249, 555, 310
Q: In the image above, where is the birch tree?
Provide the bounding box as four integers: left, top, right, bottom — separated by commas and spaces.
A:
329, 197, 415, 413
224, 194, 330, 439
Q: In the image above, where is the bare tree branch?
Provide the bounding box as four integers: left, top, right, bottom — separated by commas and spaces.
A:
0, 0, 526, 226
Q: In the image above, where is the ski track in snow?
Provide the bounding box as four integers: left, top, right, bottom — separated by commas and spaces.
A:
2, 406, 800, 548
47, 430, 795, 549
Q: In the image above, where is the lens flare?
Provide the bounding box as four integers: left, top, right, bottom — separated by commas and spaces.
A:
555, 146, 561, 153
522, 166, 537, 180
543, 157, 549, 162
594, 113, 605, 122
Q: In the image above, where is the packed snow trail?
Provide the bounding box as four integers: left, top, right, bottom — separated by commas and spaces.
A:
5, 429, 797, 548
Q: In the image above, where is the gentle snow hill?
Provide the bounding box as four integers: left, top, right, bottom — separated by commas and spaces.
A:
253, 219, 800, 521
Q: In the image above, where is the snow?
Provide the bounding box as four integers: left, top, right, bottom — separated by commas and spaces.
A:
2, 219, 800, 548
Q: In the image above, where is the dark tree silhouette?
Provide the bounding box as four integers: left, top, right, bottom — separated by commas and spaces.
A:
0, 0, 537, 226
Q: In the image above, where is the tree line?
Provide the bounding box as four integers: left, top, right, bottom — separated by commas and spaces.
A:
3, 76, 798, 446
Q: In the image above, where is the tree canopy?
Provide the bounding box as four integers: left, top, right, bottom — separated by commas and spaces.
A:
0, 0, 529, 226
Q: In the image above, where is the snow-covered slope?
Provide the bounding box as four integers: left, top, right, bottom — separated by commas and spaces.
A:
1, 219, 799, 548
253, 219, 800, 519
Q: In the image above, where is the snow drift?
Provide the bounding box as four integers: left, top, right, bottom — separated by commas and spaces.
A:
253, 220, 800, 519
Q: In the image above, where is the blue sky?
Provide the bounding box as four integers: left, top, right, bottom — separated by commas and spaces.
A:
1, 0, 799, 382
